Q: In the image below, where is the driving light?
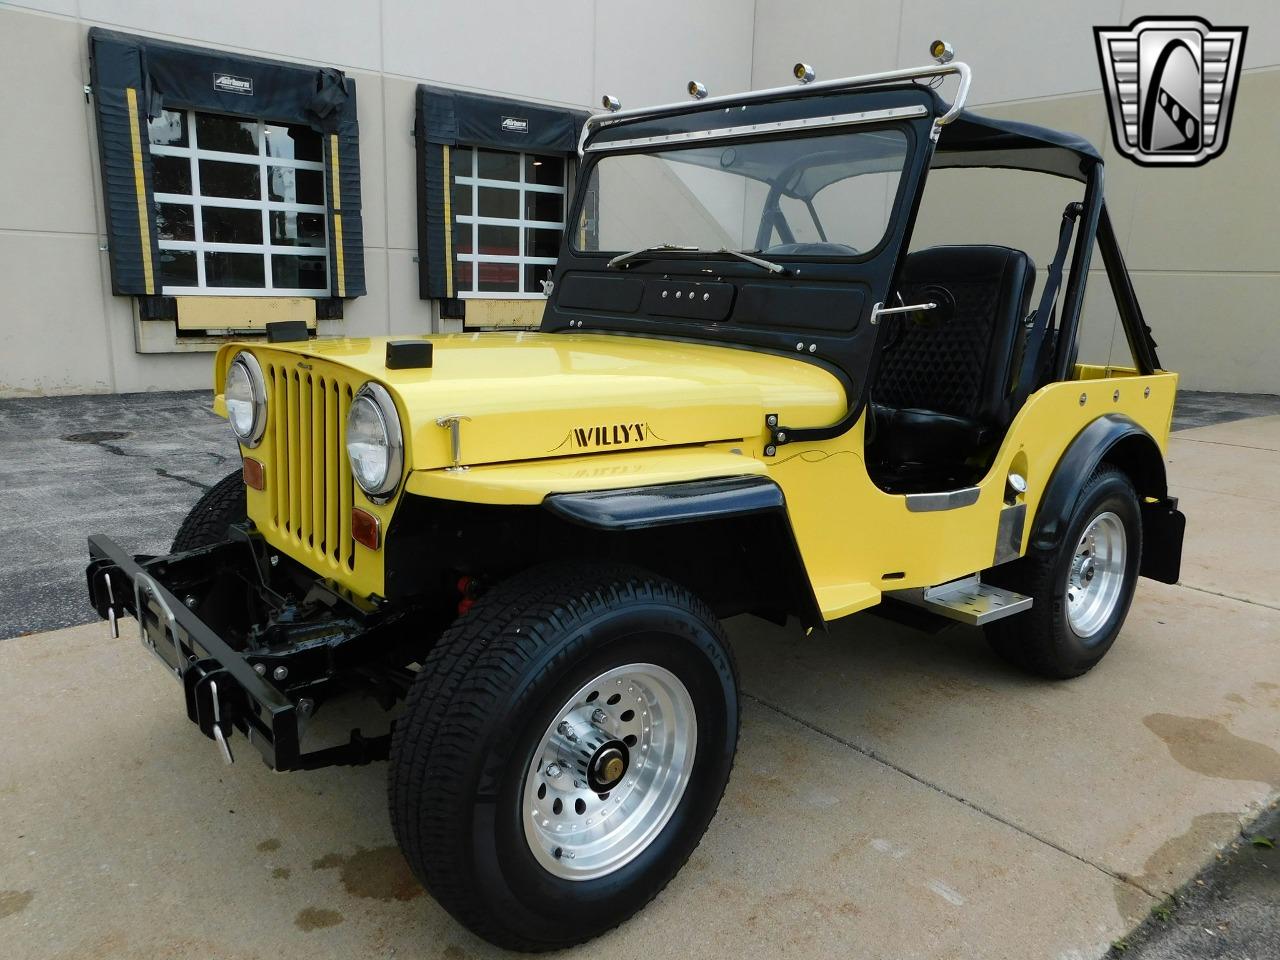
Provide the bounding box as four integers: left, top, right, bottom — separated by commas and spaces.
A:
793, 62, 815, 84
687, 80, 707, 100
601, 94, 621, 112
346, 382, 404, 500
225, 351, 266, 447
930, 39, 954, 64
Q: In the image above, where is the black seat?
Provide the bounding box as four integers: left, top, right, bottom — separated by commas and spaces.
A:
871, 245, 1037, 475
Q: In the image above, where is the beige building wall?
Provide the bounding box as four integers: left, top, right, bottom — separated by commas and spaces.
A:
0, 0, 753, 396
0, 0, 1275, 395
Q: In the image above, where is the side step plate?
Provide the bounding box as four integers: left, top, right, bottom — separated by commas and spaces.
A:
887, 575, 1032, 626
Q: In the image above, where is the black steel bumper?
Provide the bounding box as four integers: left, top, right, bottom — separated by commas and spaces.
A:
86, 534, 389, 771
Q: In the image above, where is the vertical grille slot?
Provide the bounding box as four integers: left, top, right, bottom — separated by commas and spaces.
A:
338, 383, 354, 569
260, 356, 356, 574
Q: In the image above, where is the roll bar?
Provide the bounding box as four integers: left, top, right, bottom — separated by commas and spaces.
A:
578, 61, 971, 156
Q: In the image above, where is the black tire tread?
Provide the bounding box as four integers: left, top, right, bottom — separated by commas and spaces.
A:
170, 469, 247, 552
388, 562, 738, 952
987, 462, 1139, 679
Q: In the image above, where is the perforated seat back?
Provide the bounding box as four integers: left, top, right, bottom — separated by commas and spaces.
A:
876, 245, 1037, 428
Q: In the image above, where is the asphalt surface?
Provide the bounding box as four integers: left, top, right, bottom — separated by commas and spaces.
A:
0, 389, 1278, 642
1106, 802, 1279, 960
0, 390, 233, 638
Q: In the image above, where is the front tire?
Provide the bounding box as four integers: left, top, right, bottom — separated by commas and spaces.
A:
388, 563, 739, 951
986, 463, 1142, 679
171, 469, 246, 552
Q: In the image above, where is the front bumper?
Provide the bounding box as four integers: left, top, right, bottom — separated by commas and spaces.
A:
86, 534, 391, 771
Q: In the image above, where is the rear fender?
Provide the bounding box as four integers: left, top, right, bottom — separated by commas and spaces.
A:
1029, 413, 1183, 583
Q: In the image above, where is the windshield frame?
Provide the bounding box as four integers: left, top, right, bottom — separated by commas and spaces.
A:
566, 120, 921, 268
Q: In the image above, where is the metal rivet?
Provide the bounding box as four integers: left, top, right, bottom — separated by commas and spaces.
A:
776, 430, 787, 442
675, 291, 683, 299
765, 414, 778, 427
253, 663, 267, 676
1079, 393, 1087, 406
661, 290, 668, 298
1144, 386, 1151, 398
796, 342, 804, 351
764, 445, 776, 457
273, 666, 288, 681
702, 292, 710, 301
808, 344, 817, 353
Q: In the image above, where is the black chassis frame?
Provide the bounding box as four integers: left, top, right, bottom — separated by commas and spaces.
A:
86, 529, 411, 771
84, 475, 818, 771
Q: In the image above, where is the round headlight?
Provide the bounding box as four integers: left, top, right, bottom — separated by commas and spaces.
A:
225, 351, 266, 447
346, 383, 403, 500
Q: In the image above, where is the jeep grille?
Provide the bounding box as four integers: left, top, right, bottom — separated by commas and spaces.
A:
263, 359, 357, 574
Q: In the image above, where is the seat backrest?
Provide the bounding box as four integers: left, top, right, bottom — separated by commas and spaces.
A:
876, 245, 1036, 427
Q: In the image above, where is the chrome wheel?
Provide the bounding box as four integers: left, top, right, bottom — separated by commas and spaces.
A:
1065, 510, 1127, 639
522, 663, 697, 881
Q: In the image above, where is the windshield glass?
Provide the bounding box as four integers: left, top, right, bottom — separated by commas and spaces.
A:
574, 128, 909, 257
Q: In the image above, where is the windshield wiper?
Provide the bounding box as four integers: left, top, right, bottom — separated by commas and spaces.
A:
714, 248, 786, 274
606, 244, 786, 275
607, 244, 698, 269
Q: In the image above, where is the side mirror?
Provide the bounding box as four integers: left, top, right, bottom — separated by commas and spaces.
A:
872, 286, 955, 327
912, 284, 955, 327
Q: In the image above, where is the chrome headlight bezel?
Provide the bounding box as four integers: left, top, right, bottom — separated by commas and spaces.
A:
346, 382, 404, 501
226, 351, 267, 448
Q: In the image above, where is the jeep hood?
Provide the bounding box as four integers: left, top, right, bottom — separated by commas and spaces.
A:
222, 333, 846, 471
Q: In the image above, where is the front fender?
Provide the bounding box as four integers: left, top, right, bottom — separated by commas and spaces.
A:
546, 476, 824, 629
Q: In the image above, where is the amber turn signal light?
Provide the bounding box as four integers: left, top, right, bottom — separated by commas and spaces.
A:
351, 508, 380, 550
242, 457, 265, 491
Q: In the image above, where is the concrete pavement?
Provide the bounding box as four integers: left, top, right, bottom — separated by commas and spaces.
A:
0, 412, 1277, 959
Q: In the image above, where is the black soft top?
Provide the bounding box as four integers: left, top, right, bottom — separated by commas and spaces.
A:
935, 109, 1102, 182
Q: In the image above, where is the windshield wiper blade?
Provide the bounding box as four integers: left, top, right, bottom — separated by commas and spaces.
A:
715, 248, 786, 274
607, 244, 698, 269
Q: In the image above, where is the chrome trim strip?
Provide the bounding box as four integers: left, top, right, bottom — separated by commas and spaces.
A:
904, 485, 981, 512
585, 105, 929, 152
579, 60, 971, 156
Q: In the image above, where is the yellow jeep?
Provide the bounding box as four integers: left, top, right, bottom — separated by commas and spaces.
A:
87, 48, 1184, 951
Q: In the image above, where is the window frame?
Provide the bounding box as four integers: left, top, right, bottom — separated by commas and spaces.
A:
149, 108, 331, 297
452, 147, 567, 300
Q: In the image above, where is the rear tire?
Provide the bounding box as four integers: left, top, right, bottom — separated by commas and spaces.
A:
388, 562, 739, 951
986, 463, 1142, 679
170, 469, 246, 552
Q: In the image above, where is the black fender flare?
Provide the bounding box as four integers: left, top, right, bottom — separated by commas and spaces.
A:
1029, 413, 1183, 583
544, 475, 824, 628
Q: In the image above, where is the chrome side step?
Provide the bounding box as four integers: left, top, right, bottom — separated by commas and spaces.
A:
887, 574, 1032, 626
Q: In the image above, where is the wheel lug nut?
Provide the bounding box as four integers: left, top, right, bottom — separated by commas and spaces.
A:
557, 720, 577, 742
545, 762, 562, 779
591, 708, 608, 726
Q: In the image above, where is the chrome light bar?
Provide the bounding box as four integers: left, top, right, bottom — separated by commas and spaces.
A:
578, 59, 971, 156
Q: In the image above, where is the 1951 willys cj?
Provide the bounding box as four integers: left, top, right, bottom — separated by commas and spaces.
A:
87, 45, 1184, 950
